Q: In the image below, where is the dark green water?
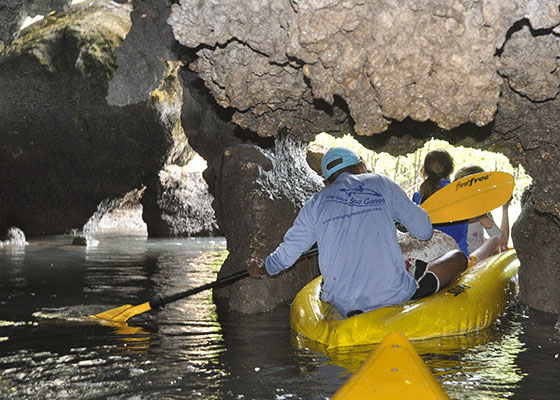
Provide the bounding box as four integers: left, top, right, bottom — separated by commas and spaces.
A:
0, 235, 558, 399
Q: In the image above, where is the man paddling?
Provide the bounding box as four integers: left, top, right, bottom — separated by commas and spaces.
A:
247, 147, 467, 317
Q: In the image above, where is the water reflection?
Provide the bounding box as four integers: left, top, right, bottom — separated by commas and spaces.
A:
1, 235, 559, 399
292, 307, 531, 398
510, 307, 560, 400
215, 303, 343, 399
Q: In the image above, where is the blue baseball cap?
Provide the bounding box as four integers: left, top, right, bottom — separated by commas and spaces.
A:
321, 147, 360, 180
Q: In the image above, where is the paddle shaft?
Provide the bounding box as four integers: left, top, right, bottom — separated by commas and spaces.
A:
149, 245, 319, 309
150, 269, 249, 309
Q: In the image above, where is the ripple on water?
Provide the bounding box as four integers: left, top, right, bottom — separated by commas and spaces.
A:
2, 237, 559, 399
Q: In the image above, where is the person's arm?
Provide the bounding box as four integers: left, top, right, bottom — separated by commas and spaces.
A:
479, 206, 509, 249
247, 199, 317, 278
478, 214, 500, 231
265, 203, 317, 275
499, 198, 511, 249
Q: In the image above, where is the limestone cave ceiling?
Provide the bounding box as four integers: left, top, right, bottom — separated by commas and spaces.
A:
146, 0, 560, 219
101, 0, 560, 220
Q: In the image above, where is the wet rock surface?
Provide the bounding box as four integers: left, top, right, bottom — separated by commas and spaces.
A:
512, 186, 560, 314
0, 227, 28, 247
0, 0, 192, 235
144, 163, 219, 237
212, 136, 323, 312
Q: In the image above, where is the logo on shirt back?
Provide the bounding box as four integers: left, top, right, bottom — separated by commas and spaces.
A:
321, 183, 387, 224
340, 183, 385, 206
323, 183, 386, 207
340, 183, 383, 198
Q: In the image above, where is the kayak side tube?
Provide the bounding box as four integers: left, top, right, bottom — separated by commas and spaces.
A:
290, 250, 520, 348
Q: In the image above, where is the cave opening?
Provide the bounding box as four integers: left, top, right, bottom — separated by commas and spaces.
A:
310, 132, 531, 248
80, 152, 218, 240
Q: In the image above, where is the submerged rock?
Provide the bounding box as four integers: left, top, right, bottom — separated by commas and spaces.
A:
0, 227, 28, 247
71, 235, 99, 247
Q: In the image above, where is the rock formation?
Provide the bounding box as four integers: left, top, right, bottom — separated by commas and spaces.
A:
0, 1, 196, 236
0, 227, 28, 248
1, 0, 560, 317
166, 0, 560, 315
147, 163, 219, 237
513, 185, 560, 314
211, 135, 323, 312
0, 0, 72, 46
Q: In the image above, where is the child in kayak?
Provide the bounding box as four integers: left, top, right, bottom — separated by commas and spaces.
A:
454, 164, 511, 256
412, 148, 469, 255
247, 147, 467, 318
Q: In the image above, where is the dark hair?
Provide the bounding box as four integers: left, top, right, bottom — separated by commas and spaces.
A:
454, 164, 484, 181
326, 162, 363, 184
419, 149, 454, 203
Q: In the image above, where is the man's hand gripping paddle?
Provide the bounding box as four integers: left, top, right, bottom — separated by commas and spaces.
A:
89, 171, 515, 324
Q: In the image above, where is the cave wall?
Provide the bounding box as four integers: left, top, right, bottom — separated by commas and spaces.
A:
1, 0, 560, 315
512, 186, 560, 314
0, 0, 72, 46
210, 136, 322, 312
0, 0, 193, 235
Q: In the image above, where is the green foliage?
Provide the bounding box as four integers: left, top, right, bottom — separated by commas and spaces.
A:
312, 133, 531, 203
208, 250, 229, 273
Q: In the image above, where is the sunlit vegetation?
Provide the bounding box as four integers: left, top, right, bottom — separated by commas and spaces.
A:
208, 250, 229, 274
312, 133, 531, 203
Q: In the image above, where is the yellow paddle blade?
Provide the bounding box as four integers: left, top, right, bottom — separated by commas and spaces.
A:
332, 332, 450, 400
421, 171, 514, 224
89, 301, 152, 323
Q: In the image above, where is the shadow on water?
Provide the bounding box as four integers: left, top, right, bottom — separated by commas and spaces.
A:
0, 235, 559, 399
214, 302, 345, 399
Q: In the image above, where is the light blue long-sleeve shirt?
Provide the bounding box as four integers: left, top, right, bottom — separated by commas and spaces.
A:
265, 172, 433, 317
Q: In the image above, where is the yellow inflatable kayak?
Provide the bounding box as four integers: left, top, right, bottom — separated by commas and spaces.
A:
290, 250, 519, 348
332, 332, 449, 399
